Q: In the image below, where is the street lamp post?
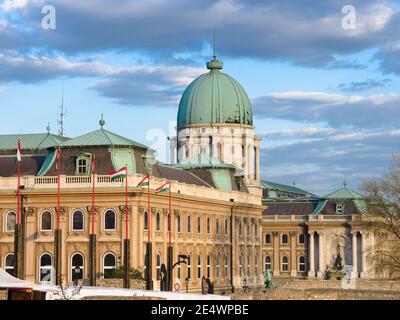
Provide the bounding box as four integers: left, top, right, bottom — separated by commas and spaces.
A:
74, 266, 81, 286
185, 277, 189, 293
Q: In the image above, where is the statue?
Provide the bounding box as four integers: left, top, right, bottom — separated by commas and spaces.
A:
264, 269, 277, 288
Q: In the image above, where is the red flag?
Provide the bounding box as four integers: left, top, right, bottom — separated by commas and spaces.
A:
91, 155, 95, 174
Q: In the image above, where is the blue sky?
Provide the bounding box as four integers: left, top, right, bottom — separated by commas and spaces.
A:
0, 0, 399, 195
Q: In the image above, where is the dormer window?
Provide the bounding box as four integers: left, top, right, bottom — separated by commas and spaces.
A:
75, 153, 92, 175
336, 202, 344, 214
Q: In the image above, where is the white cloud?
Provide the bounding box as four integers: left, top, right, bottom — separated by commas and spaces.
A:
1, 0, 29, 11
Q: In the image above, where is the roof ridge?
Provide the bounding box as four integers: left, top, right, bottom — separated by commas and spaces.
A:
100, 128, 114, 145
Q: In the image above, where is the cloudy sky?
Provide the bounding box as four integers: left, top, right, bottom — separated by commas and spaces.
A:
0, 0, 399, 195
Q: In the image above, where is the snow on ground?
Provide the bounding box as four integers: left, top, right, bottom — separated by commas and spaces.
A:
39, 285, 231, 300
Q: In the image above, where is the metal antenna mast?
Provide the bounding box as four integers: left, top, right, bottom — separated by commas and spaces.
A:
57, 87, 66, 137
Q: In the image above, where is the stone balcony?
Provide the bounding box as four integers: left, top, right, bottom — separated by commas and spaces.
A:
0, 174, 262, 205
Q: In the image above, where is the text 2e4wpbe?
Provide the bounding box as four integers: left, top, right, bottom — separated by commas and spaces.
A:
195, 304, 248, 315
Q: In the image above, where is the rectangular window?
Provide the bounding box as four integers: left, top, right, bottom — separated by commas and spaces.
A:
336, 203, 344, 214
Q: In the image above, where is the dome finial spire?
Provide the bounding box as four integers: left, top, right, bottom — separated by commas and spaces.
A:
207, 33, 223, 70
213, 32, 217, 60
99, 114, 105, 128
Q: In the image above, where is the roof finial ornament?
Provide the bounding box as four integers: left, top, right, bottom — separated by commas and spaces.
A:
292, 181, 296, 187
343, 180, 347, 188
207, 33, 223, 70
213, 32, 217, 60
99, 114, 105, 128
46, 123, 51, 134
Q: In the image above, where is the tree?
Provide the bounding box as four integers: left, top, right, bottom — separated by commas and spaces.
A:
363, 156, 400, 278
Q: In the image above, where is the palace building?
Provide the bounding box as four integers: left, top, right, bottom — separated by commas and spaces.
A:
0, 50, 384, 293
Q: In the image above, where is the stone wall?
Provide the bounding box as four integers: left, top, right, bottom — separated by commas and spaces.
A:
274, 278, 400, 291
233, 288, 400, 300
94, 278, 145, 290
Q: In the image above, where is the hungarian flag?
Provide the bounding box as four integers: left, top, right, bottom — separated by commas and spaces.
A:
55, 148, 60, 169
156, 181, 170, 193
109, 167, 127, 180
16, 138, 21, 163
91, 155, 95, 174
137, 175, 149, 187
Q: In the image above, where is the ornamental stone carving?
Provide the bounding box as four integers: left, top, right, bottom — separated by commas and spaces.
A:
118, 205, 132, 214
54, 206, 68, 215
26, 207, 38, 216
86, 206, 100, 214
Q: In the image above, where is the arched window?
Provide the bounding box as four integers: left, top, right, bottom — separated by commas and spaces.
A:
207, 217, 211, 234
144, 211, 148, 230
299, 233, 305, 244
224, 255, 229, 278
187, 215, 192, 233
216, 254, 220, 278
71, 253, 84, 281
216, 143, 222, 160
299, 256, 306, 272
254, 146, 257, 180
197, 255, 201, 279
224, 219, 228, 235
254, 224, 258, 237
281, 256, 289, 271
41, 211, 52, 231
72, 210, 84, 231
4, 253, 15, 276
239, 221, 242, 237
104, 209, 116, 230
247, 254, 250, 275
5, 211, 16, 231
177, 214, 182, 233
265, 234, 271, 245
187, 255, 191, 279
239, 255, 243, 277
216, 219, 220, 235
39, 253, 53, 282
207, 254, 211, 278
264, 256, 272, 271
282, 234, 289, 244
197, 216, 201, 234
156, 254, 161, 280
156, 212, 161, 231
246, 223, 250, 237
254, 255, 258, 276
103, 253, 117, 278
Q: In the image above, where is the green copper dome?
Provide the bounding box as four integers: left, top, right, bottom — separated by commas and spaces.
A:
177, 56, 253, 128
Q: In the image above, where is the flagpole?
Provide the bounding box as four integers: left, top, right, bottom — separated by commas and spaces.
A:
89, 155, 96, 286
17, 138, 21, 224
167, 181, 173, 291
14, 137, 24, 279
91, 156, 95, 235
145, 174, 153, 290
54, 147, 62, 285
57, 147, 61, 229
148, 175, 151, 243
125, 165, 129, 240
123, 165, 130, 288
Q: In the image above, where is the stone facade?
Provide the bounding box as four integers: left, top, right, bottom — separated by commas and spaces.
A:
0, 174, 264, 292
